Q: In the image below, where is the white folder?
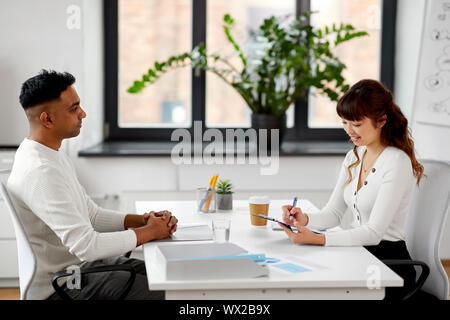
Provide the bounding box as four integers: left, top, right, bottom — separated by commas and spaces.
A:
155, 242, 269, 280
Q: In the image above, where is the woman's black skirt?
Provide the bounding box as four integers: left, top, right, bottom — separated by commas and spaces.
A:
364, 240, 416, 300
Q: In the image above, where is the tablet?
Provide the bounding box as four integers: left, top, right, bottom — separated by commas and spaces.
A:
251, 214, 323, 234
251, 214, 295, 230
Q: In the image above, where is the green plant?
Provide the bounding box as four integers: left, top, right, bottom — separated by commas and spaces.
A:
128, 12, 368, 117
216, 179, 233, 195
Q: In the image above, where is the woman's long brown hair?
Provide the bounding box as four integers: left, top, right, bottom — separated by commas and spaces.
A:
336, 79, 424, 186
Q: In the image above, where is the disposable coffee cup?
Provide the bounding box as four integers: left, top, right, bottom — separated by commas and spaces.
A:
249, 196, 270, 226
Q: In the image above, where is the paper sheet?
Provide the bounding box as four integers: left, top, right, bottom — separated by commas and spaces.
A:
156, 223, 213, 242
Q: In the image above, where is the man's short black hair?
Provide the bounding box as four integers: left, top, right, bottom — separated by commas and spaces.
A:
19, 69, 76, 110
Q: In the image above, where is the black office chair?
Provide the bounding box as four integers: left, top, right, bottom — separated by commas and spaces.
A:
382, 259, 431, 300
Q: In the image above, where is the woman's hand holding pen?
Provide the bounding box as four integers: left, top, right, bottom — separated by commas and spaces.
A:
281, 205, 324, 245
279, 222, 326, 245
281, 205, 308, 227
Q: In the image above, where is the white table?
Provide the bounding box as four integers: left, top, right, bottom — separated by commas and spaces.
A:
137, 200, 403, 300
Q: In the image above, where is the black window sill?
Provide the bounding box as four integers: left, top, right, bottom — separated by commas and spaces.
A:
78, 141, 352, 157
0, 146, 19, 150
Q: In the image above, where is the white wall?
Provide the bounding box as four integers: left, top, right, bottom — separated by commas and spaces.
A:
73, 0, 105, 155
0, 0, 84, 145
75, 156, 343, 195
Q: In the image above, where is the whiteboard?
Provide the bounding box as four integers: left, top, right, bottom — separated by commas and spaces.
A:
412, 0, 450, 128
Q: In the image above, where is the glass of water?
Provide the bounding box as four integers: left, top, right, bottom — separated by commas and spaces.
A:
212, 218, 231, 243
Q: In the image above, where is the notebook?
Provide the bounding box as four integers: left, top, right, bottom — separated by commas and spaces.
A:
156, 223, 214, 242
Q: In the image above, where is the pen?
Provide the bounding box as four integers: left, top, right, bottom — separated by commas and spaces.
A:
289, 196, 297, 220
203, 175, 218, 212
198, 175, 215, 211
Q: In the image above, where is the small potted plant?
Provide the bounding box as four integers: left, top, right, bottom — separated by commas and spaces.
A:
216, 179, 234, 211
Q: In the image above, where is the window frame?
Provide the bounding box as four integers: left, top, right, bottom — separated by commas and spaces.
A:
104, 0, 396, 142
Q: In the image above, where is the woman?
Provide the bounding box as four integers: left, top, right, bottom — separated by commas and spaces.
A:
280, 79, 424, 300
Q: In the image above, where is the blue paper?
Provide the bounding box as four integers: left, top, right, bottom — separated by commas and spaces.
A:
264, 257, 281, 263
272, 263, 311, 273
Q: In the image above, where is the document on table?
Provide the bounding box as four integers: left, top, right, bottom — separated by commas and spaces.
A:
156, 223, 214, 242
272, 263, 311, 274
266, 255, 328, 274
270, 220, 324, 234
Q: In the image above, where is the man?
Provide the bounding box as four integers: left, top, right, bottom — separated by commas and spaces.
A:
7, 70, 178, 300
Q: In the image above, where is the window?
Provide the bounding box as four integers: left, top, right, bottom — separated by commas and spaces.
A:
205, 0, 296, 128
118, 0, 192, 128
105, 0, 396, 141
308, 0, 382, 128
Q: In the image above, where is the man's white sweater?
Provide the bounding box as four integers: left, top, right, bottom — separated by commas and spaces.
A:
7, 138, 137, 300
